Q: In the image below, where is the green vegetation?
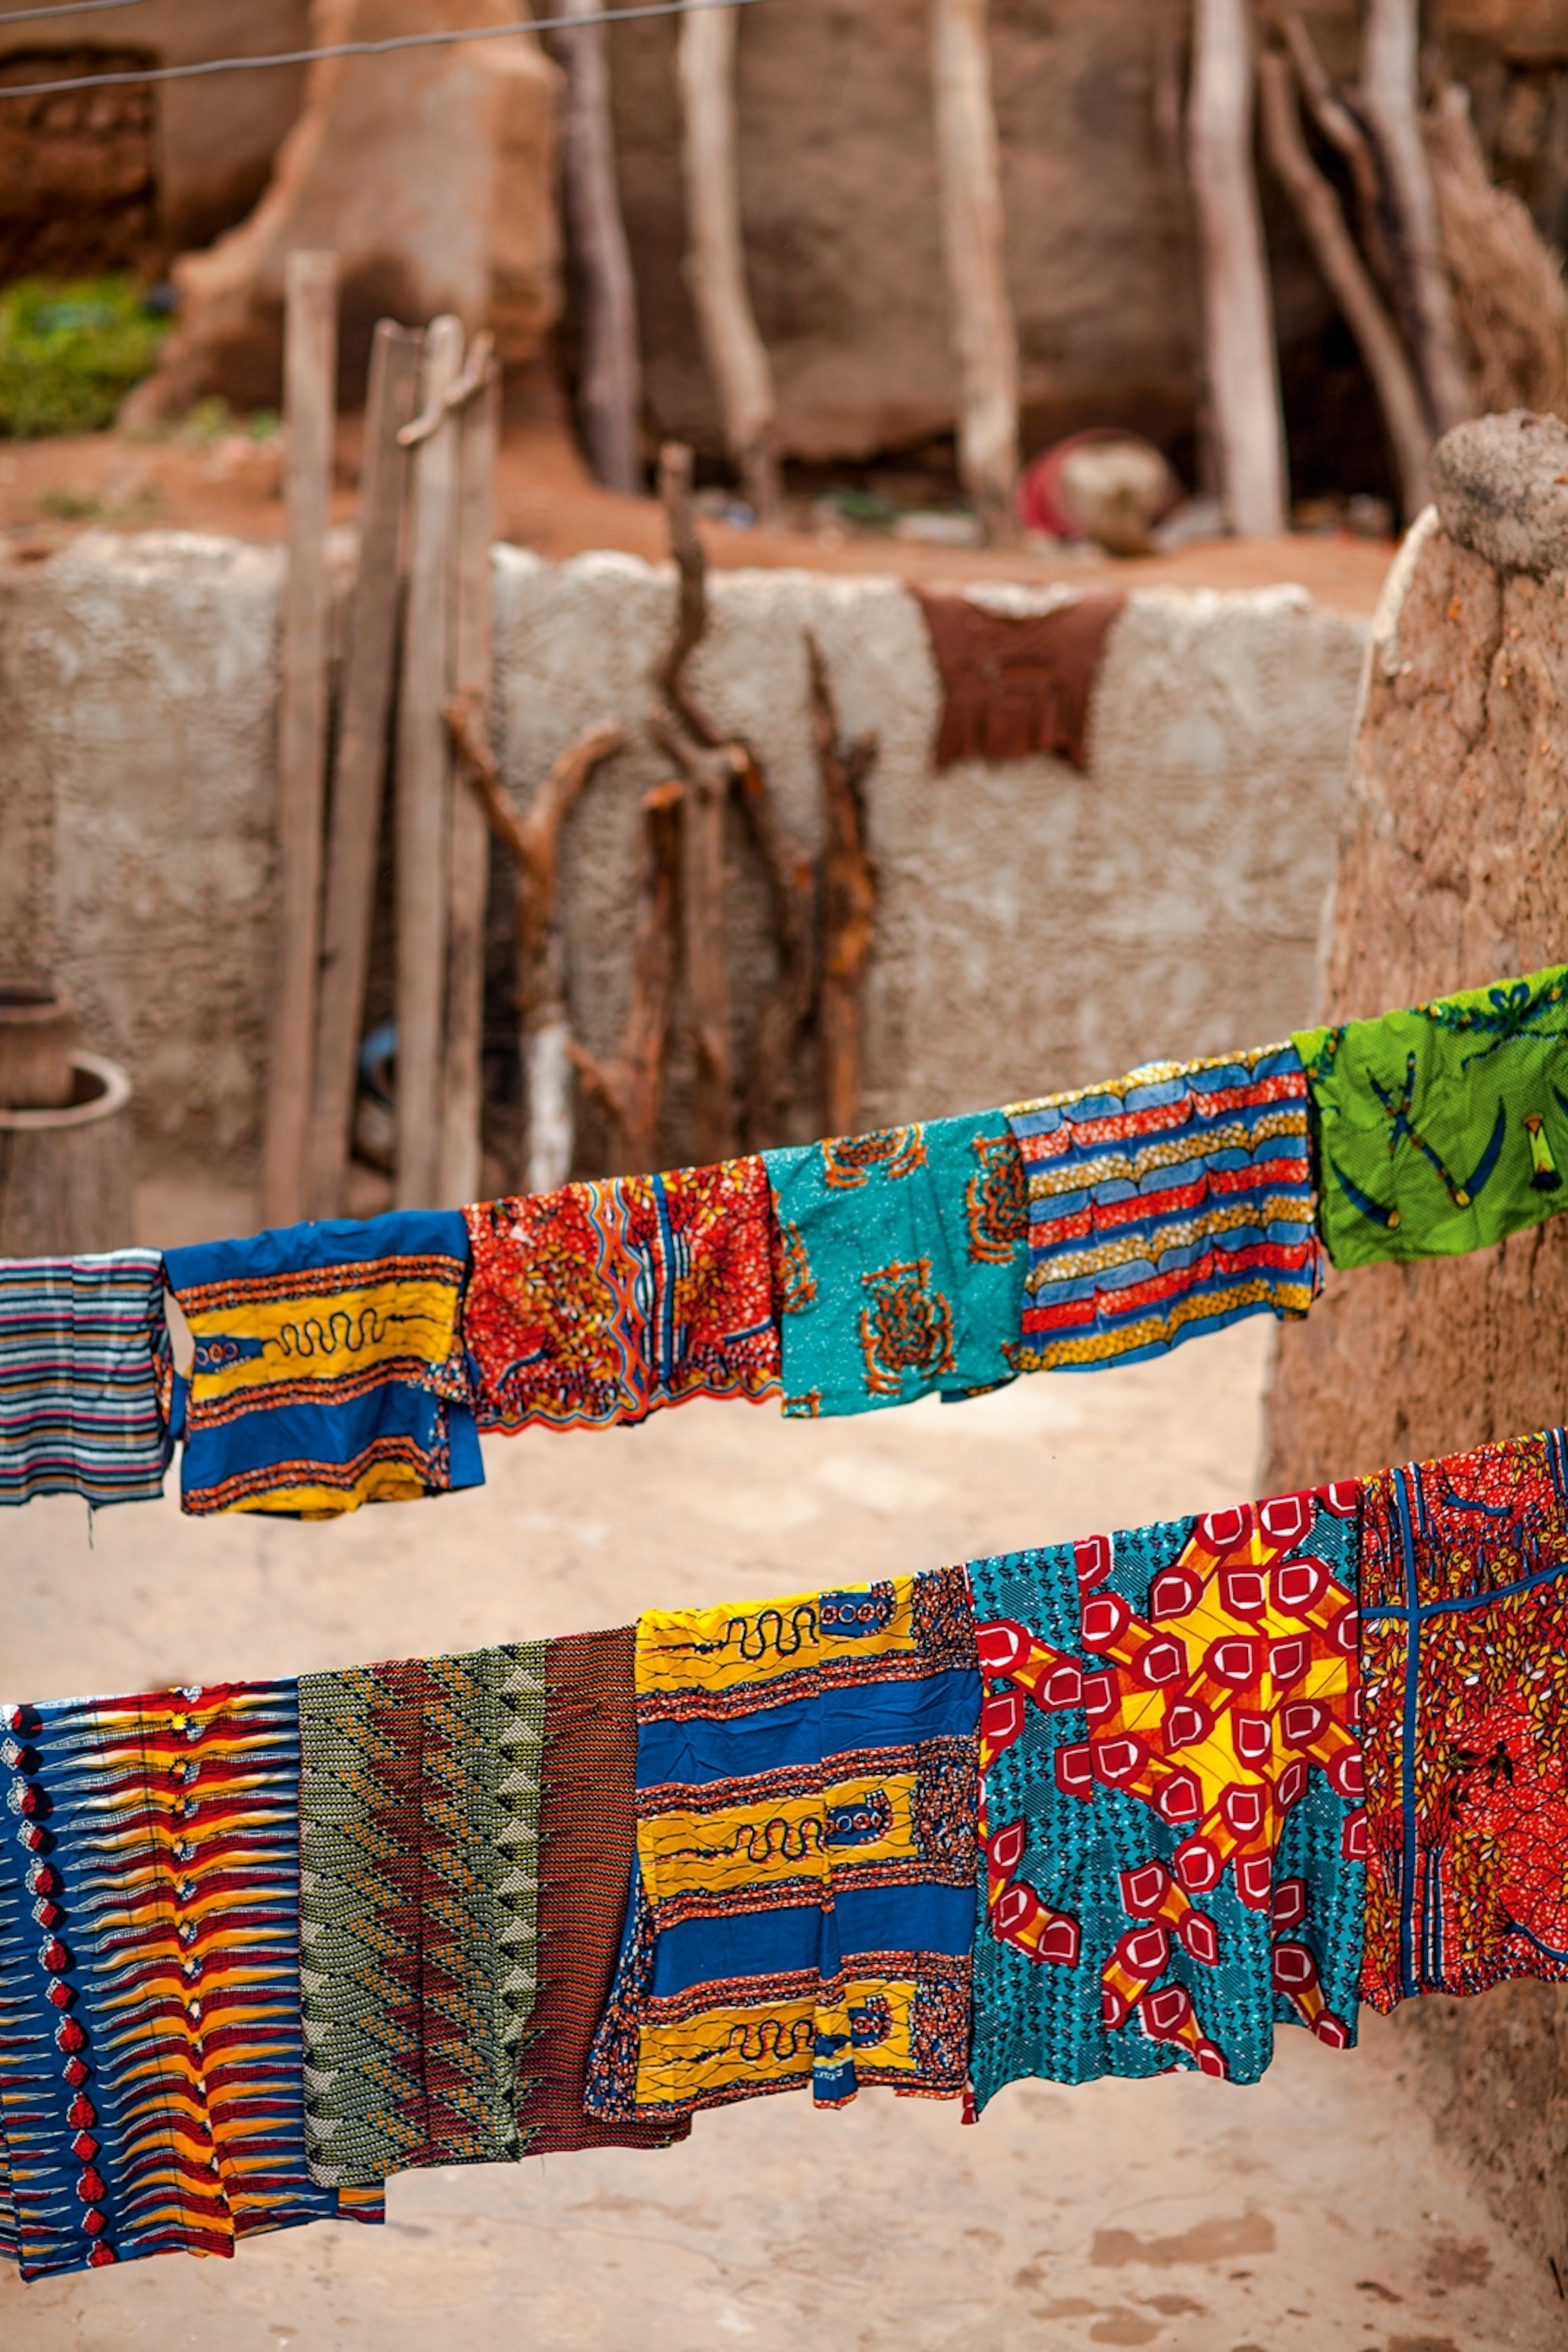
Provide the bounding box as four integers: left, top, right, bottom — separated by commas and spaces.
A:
0, 277, 170, 440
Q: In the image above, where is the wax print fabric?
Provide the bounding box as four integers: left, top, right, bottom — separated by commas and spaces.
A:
966, 1488, 1365, 2110
462, 1158, 779, 1432
583, 1570, 981, 2122
1294, 965, 1568, 1269
0, 1252, 171, 1508
1359, 1426, 1568, 2011
0, 1681, 381, 2282
1004, 1045, 1321, 1374
296, 1647, 548, 2187
515, 1627, 691, 2156
164, 1212, 481, 1518
765, 1115, 1028, 1419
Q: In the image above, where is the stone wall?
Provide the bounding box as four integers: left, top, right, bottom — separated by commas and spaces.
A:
0, 530, 1366, 1176
1261, 414, 1568, 2278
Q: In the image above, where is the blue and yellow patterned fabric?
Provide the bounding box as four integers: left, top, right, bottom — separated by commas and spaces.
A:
967, 1488, 1365, 2111
164, 1212, 482, 1517
583, 1570, 981, 2121
764, 1114, 1029, 1419
0, 1681, 383, 2280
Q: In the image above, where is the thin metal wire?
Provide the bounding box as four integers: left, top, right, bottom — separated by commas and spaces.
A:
0, 0, 153, 27
0, 0, 765, 99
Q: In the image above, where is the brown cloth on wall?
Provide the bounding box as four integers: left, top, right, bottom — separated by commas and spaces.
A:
515, 1625, 692, 2155
913, 587, 1125, 771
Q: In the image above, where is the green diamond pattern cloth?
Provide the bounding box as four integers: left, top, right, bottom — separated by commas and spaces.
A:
297, 1645, 548, 2187
1294, 965, 1568, 1269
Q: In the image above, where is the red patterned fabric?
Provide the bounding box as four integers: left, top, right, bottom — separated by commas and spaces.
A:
1359, 1426, 1568, 2011
462, 1160, 781, 1432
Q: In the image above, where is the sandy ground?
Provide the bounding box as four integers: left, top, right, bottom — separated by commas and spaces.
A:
3, 1227, 1561, 2350
0, 396, 1395, 616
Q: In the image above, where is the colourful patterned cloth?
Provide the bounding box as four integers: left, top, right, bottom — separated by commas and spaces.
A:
583, 1570, 980, 2122
1359, 1427, 1568, 2011
517, 1628, 691, 2157
967, 1488, 1364, 2109
463, 1159, 780, 1432
765, 1115, 1028, 1417
0, 1681, 381, 2281
1295, 965, 1568, 1269
165, 1212, 482, 1517
0, 1252, 171, 1508
296, 1647, 548, 2187
1004, 1046, 1321, 1373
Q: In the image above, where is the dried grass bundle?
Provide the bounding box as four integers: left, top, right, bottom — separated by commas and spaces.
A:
1423, 80, 1568, 418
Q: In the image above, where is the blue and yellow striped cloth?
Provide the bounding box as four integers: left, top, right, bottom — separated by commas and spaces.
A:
164, 1213, 483, 1518
0, 1253, 171, 1508
583, 1570, 981, 2121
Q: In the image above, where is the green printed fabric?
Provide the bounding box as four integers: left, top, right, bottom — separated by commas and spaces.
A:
763, 1112, 1029, 1418
1294, 966, 1568, 1269
297, 1644, 548, 2187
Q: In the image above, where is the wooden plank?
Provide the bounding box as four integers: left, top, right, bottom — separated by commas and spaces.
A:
555, 0, 642, 493
1187, 0, 1288, 534
393, 313, 463, 1210
262, 247, 338, 1230
437, 348, 499, 1209
677, 4, 781, 523
305, 318, 423, 1220
928, 0, 1021, 547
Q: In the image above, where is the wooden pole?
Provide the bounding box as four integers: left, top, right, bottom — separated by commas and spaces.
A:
1187, 0, 1288, 536
1259, 47, 1432, 522
556, 0, 642, 494
1359, 0, 1472, 436
677, 2, 782, 524
570, 781, 682, 1172
394, 314, 463, 1210
306, 318, 423, 1221
446, 699, 626, 1194
438, 345, 499, 1209
928, 0, 1021, 547
262, 247, 338, 1231
810, 631, 879, 1138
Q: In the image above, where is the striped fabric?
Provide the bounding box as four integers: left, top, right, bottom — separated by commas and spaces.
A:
0, 1253, 170, 1508
165, 1213, 482, 1518
1005, 1044, 1321, 1372
0, 1681, 381, 2282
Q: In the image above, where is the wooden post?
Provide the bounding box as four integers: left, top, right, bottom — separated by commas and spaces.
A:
394, 315, 463, 1210
570, 781, 683, 1172
809, 632, 879, 1138
262, 247, 338, 1230
928, 0, 1021, 547
438, 346, 499, 1208
677, 2, 782, 524
1187, 0, 1288, 535
556, 0, 642, 494
1259, 48, 1432, 521
1360, 0, 1472, 436
306, 318, 423, 1221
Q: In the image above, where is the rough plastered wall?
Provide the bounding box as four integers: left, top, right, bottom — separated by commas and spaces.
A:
1262, 416, 1568, 2279
0, 531, 284, 1165
0, 531, 1364, 1172
490, 552, 1365, 1168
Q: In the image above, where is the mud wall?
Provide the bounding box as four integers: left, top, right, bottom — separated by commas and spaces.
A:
0, 530, 1364, 1174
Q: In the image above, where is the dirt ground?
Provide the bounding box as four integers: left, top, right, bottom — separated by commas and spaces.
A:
0, 389, 1395, 615
1, 1175, 1560, 2351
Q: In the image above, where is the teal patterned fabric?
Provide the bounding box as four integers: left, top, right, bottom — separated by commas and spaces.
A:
967, 1488, 1365, 2110
764, 1113, 1028, 1419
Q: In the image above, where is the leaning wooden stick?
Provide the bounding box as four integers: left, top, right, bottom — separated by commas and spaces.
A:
445, 694, 625, 1193
733, 743, 816, 1153
808, 628, 878, 1139
570, 782, 683, 1171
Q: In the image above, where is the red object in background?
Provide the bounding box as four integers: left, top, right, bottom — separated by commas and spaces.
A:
1018, 429, 1181, 547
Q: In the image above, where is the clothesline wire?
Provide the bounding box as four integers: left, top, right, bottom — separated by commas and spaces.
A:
0, 0, 768, 99
0, 0, 151, 26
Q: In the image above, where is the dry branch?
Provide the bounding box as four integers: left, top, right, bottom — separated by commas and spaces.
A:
1276, 9, 1396, 299
554, 0, 643, 493
1260, 46, 1432, 520
652, 442, 723, 746
446, 695, 626, 1191
1423, 79, 1568, 420
929, 0, 1021, 545
570, 782, 682, 1170
648, 710, 740, 1164
1359, 0, 1472, 434
733, 743, 817, 1152
808, 630, 878, 1138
